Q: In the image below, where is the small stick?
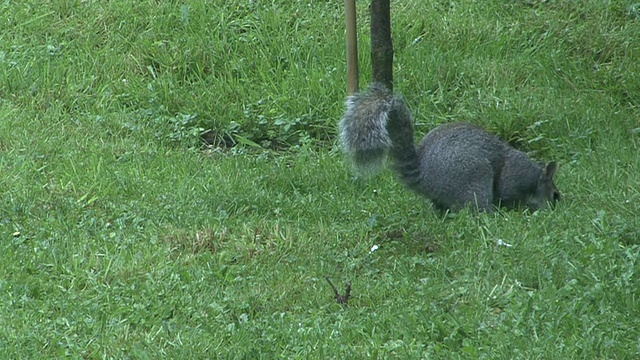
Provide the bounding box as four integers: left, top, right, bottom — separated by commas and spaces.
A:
324, 276, 352, 305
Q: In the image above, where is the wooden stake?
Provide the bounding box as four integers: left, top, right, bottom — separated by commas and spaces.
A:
345, 0, 359, 94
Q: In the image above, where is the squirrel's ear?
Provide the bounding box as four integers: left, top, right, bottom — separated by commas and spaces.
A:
545, 162, 558, 178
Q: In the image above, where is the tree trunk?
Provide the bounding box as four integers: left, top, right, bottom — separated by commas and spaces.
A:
370, 0, 393, 91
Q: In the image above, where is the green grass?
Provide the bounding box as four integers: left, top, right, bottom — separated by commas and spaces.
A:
1, 0, 639, 358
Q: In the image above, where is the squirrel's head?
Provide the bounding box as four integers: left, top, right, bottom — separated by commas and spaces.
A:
526, 162, 560, 210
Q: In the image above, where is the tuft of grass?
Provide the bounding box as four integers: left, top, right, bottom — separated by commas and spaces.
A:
0, 0, 639, 358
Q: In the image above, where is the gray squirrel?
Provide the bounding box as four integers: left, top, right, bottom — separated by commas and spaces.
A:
339, 83, 561, 213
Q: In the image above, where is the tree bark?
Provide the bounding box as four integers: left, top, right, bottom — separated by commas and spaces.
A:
370, 0, 393, 91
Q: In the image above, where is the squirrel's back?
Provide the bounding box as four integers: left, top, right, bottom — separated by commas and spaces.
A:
414, 123, 507, 211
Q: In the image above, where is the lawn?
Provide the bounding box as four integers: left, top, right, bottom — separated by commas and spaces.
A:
1, 0, 639, 358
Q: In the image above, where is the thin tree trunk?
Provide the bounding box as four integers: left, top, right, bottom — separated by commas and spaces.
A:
370, 0, 393, 91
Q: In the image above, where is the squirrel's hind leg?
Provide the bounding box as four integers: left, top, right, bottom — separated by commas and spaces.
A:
457, 177, 494, 213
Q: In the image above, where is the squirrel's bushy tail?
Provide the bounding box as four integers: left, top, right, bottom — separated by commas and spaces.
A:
339, 83, 393, 175
338, 83, 422, 187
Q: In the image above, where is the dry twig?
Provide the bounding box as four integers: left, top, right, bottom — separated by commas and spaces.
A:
324, 276, 352, 305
